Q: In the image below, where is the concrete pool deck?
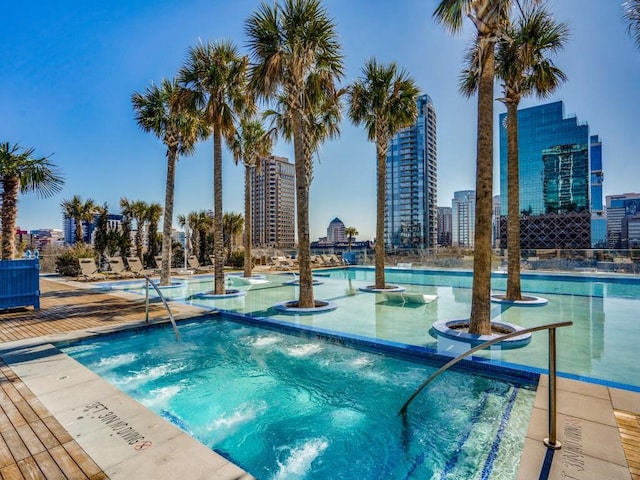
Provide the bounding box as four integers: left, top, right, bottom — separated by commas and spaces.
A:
0, 276, 637, 479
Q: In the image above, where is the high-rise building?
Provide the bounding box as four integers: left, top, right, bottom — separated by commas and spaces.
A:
452, 190, 475, 248
327, 218, 346, 243
492, 195, 501, 249
499, 101, 597, 249
63, 213, 123, 245
437, 206, 452, 247
605, 193, 640, 248
590, 135, 606, 248
385, 93, 437, 250
251, 155, 296, 248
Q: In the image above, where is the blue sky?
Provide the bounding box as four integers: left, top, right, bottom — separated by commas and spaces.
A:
3, 0, 639, 241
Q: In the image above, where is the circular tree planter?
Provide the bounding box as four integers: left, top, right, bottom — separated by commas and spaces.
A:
359, 285, 406, 293
193, 289, 247, 299
150, 280, 185, 289
272, 300, 337, 315
490, 294, 548, 306
431, 319, 532, 349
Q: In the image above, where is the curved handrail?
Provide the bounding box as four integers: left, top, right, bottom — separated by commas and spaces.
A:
142, 275, 181, 341
398, 320, 573, 415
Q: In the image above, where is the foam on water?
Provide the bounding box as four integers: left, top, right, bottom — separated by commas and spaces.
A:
93, 353, 138, 368
249, 335, 282, 348
272, 438, 329, 480
112, 363, 185, 386
141, 385, 182, 408
286, 344, 324, 357
208, 401, 267, 431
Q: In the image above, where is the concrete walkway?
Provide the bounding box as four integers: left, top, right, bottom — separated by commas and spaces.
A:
0, 276, 638, 479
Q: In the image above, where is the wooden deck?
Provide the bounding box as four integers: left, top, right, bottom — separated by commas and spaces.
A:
0, 277, 639, 479
0, 278, 171, 479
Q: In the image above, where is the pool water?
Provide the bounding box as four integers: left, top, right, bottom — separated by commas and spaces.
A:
103, 267, 640, 390
61, 318, 536, 480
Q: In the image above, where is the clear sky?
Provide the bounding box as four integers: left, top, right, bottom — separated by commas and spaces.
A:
3, 0, 639, 241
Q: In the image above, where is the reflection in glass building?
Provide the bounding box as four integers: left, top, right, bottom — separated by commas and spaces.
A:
499, 101, 600, 249
385, 94, 437, 250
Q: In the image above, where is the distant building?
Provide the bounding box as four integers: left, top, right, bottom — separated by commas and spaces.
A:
590, 135, 606, 248
492, 195, 501, 249
385, 93, 437, 250
251, 155, 296, 248
606, 193, 640, 248
499, 101, 596, 249
437, 206, 452, 247
452, 190, 475, 248
327, 218, 346, 243
63, 213, 123, 245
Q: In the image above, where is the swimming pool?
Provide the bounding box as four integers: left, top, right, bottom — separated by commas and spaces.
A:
60, 317, 536, 480
100, 267, 640, 391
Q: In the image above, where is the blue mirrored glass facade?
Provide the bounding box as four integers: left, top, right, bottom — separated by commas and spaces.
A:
385, 94, 437, 249
499, 101, 598, 249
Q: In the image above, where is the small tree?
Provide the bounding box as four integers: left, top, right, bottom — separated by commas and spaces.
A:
61, 195, 98, 246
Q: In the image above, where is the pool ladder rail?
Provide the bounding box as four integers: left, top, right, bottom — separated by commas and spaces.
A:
399, 320, 573, 450
141, 274, 181, 341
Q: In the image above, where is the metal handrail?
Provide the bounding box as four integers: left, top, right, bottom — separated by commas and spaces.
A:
399, 320, 573, 449
142, 275, 181, 341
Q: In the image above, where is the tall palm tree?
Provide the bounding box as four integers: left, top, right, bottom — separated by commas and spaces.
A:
61, 195, 97, 247
434, 0, 513, 335
230, 116, 273, 278
179, 40, 251, 295
347, 59, 419, 289
624, 0, 640, 49
223, 212, 244, 262
145, 202, 163, 264
497, 6, 568, 300
345, 226, 358, 251
119, 197, 134, 259
460, 5, 568, 301
128, 200, 149, 261
0, 142, 64, 259
132, 78, 206, 285
246, 0, 344, 308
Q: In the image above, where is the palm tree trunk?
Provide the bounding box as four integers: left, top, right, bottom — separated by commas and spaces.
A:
1, 176, 19, 260
375, 138, 387, 289
469, 42, 496, 336
506, 101, 522, 300
293, 110, 314, 308
75, 218, 84, 245
160, 144, 178, 286
213, 129, 225, 294
244, 165, 253, 278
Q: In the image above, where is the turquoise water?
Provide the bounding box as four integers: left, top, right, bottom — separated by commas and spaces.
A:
61, 318, 536, 480
102, 267, 640, 390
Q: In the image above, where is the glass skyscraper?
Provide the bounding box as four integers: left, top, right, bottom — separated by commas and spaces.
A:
499, 101, 599, 249
385, 93, 437, 250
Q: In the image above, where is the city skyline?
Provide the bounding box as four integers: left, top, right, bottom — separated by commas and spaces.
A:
3, 0, 639, 241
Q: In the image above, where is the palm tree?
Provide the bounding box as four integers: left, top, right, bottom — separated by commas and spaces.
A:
230, 116, 273, 277
61, 195, 97, 247
0, 142, 64, 259
345, 226, 358, 251
497, 6, 568, 300
223, 212, 244, 263
178, 210, 213, 265
460, 5, 568, 301
145, 202, 163, 265
128, 200, 149, 261
179, 40, 251, 295
132, 78, 206, 285
347, 59, 419, 289
246, 0, 344, 308
119, 197, 134, 259
624, 0, 640, 49
434, 0, 513, 335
